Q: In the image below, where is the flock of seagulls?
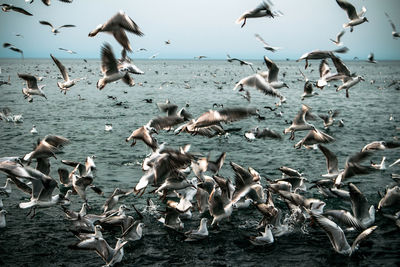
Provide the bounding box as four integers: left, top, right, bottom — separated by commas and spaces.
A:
0, 0, 399, 266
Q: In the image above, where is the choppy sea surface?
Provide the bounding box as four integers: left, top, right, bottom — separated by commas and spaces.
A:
0, 59, 399, 266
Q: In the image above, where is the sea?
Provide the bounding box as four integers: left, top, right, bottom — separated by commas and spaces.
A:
0, 58, 399, 266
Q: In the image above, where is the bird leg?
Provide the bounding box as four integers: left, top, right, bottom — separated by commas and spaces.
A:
130, 140, 136, 147
139, 188, 146, 197
26, 207, 33, 217
289, 131, 295, 140
30, 207, 37, 219
241, 18, 247, 28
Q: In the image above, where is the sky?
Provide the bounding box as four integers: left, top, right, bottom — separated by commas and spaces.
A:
0, 0, 399, 60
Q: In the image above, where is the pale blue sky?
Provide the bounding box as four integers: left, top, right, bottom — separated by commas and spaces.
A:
0, 0, 399, 60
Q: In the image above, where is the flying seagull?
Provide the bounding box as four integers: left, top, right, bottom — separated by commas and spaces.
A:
336, 0, 368, 32
88, 10, 144, 52
39, 21, 76, 35
255, 33, 282, 52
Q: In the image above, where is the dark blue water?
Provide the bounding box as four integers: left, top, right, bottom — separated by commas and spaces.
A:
0, 59, 399, 266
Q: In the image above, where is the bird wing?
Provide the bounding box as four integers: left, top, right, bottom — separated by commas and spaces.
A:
348, 183, 371, 222
254, 74, 283, 98
263, 55, 279, 83
43, 135, 69, 148
50, 54, 69, 81
318, 144, 339, 175
11, 6, 33, 16
323, 209, 363, 230
336, 30, 345, 42
336, 0, 358, 20
319, 59, 331, 78
351, 225, 377, 253
59, 24, 76, 29
292, 104, 310, 125
18, 73, 38, 89
312, 212, 350, 253
112, 29, 132, 52
109, 11, 144, 36
149, 116, 184, 131
101, 43, 119, 75
58, 168, 71, 185
330, 54, 351, 77
39, 20, 54, 29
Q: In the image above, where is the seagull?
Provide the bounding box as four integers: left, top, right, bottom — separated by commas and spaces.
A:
27, 0, 73, 6
236, 1, 281, 28
208, 186, 233, 227
121, 221, 145, 241
319, 110, 340, 129
330, 30, 345, 46
283, 104, 316, 140
311, 210, 377, 256
118, 49, 144, 75
69, 237, 128, 267
361, 141, 400, 152
23, 134, 69, 163
18, 170, 67, 217
0, 178, 12, 195
226, 54, 254, 71
249, 224, 274, 246
254, 34, 282, 52
294, 129, 335, 149
39, 21, 76, 35
88, 10, 144, 52
233, 74, 285, 103
3, 43, 24, 58
126, 125, 158, 151
336, 0, 368, 32
192, 107, 258, 129
378, 186, 400, 210
30, 125, 38, 134
385, 12, 400, 39
1, 4, 32, 16
244, 127, 282, 140
336, 76, 364, 98
50, 54, 81, 94
105, 124, 113, 132
194, 55, 207, 60
18, 73, 47, 102
97, 43, 135, 90
333, 151, 375, 186
263, 55, 288, 89
165, 40, 171, 45
299, 69, 318, 100
297, 47, 349, 69
185, 218, 209, 242
58, 48, 77, 54
103, 188, 131, 213
367, 53, 377, 64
